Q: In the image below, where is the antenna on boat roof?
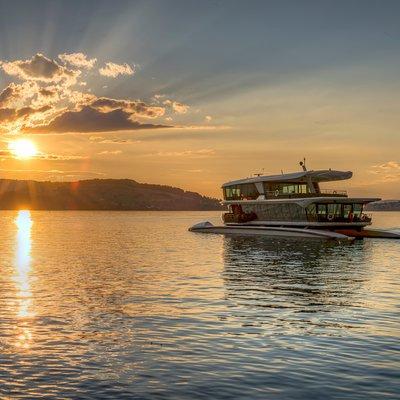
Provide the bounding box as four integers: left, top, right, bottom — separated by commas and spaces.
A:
299, 157, 307, 172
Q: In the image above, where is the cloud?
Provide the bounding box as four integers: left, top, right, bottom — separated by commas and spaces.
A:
163, 99, 189, 114
0, 147, 86, 161
38, 153, 88, 161
369, 161, 400, 182
58, 52, 96, 69
0, 52, 193, 135
0, 82, 38, 108
89, 136, 140, 144
372, 161, 400, 171
0, 85, 17, 107
68, 90, 97, 105
99, 62, 134, 77
170, 124, 229, 130
39, 87, 57, 97
98, 150, 122, 155
1, 53, 78, 84
172, 102, 189, 114
0, 168, 105, 179
25, 105, 168, 133
153, 94, 166, 101
153, 149, 215, 158
0, 105, 51, 123
90, 97, 164, 118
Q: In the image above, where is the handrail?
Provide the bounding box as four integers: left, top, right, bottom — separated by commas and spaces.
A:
223, 189, 348, 201
263, 189, 347, 198
319, 189, 347, 195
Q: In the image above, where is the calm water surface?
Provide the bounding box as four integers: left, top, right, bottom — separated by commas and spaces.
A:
0, 211, 399, 399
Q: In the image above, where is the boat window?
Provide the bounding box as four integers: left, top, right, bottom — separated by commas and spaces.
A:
317, 204, 327, 215
305, 202, 365, 222
343, 204, 352, 218
327, 203, 341, 217
243, 202, 306, 221
264, 182, 309, 196
353, 203, 363, 217
299, 184, 308, 194
223, 183, 259, 200
306, 204, 316, 215
305, 204, 317, 221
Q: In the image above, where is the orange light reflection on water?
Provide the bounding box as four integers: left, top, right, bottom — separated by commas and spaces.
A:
14, 210, 34, 349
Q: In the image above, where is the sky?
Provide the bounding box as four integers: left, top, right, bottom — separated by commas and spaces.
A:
0, 0, 399, 198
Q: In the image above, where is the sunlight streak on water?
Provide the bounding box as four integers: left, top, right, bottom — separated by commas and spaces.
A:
14, 210, 34, 349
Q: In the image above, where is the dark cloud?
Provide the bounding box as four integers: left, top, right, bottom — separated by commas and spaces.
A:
0, 85, 15, 107
90, 97, 164, 118
0, 105, 51, 123
0, 108, 15, 122
39, 87, 57, 97
0, 82, 37, 107
26, 106, 169, 133
1, 53, 78, 83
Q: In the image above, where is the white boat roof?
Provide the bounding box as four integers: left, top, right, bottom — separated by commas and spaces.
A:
222, 169, 353, 188
223, 197, 381, 206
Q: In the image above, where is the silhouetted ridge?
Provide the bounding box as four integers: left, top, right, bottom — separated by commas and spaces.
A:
0, 179, 223, 210
365, 200, 400, 211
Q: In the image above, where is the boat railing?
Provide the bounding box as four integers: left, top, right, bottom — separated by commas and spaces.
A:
308, 213, 372, 223
362, 213, 373, 222
264, 189, 347, 199
319, 189, 347, 196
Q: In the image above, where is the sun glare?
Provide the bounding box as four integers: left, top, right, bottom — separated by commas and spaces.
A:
9, 139, 38, 160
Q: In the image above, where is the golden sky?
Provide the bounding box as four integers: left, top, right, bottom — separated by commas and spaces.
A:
0, 1, 399, 199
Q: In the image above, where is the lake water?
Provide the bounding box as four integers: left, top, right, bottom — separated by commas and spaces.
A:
0, 210, 399, 399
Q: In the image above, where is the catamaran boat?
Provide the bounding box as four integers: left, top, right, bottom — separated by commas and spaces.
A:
189, 161, 400, 241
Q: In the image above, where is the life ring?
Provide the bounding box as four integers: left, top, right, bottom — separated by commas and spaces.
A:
361, 214, 367, 221
333, 190, 337, 194
327, 214, 334, 221
274, 189, 279, 197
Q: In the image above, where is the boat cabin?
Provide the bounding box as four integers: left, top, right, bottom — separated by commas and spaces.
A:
221, 169, 379, 226
222, 170, 352, 201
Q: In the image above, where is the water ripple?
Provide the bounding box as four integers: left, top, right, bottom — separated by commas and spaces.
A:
0, 210, 398, 399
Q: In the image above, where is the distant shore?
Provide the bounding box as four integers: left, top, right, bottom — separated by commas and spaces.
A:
0, 178, 224, 211
365, 200, 400, 212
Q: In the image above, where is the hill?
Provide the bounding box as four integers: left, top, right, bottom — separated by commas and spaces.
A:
365, 200, 400, 211
0, 179, 224, 211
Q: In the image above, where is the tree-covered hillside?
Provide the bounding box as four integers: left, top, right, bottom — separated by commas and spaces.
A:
0, 179, 224, 210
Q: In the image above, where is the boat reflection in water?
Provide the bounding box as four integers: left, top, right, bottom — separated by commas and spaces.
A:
14, 210, 34, 349
222, 236, 370, 334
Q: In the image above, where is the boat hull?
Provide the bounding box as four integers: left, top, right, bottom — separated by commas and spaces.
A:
189, 221, 355, 241
335, 228, 400, 239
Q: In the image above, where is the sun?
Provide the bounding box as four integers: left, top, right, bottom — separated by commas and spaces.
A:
8, 139, 38, 160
